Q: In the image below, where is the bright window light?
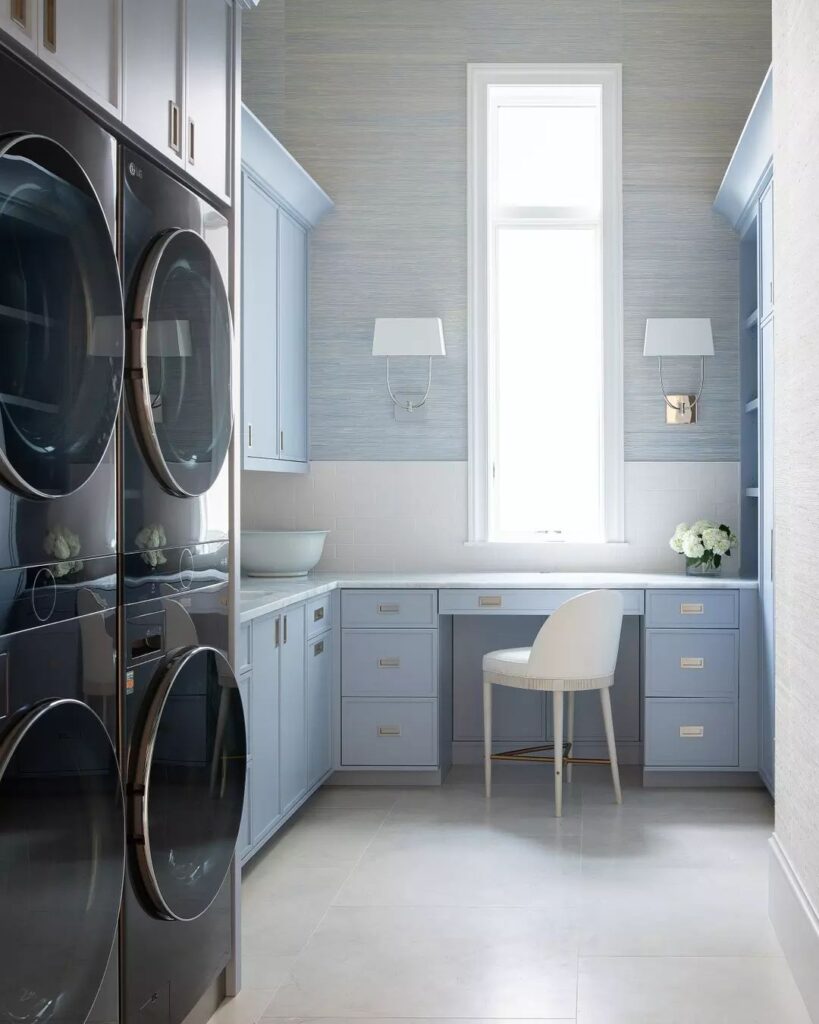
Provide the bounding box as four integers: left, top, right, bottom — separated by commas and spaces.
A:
469, 65, 623, 543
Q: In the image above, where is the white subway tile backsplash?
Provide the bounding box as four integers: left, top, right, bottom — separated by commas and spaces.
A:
241, 461, 741, 575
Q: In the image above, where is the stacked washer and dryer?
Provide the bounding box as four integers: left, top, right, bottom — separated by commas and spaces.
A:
0, 46, 245, 1024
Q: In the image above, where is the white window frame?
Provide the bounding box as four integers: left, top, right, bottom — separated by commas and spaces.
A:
467, 63, 624, 544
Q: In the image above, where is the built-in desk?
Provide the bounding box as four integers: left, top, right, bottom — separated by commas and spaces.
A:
239, 573, 760, 803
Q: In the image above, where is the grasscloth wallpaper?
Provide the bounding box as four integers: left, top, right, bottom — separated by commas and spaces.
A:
243, 0, 770, 462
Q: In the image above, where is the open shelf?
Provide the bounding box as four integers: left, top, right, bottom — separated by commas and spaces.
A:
745, 487, 759, 498
745, 397, 759, 412
743, 308, 759, 330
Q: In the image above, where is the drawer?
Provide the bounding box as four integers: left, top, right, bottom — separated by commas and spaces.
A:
342, 590, 437, 628
342, 698, 438, 766
645, 590, 739, 629
307, 593, 333, 639
437, 588, 645, 616
645, 630, 738, 698
342, 629, 437, 697
238, 622, 252, 675
644, 699, 738, 767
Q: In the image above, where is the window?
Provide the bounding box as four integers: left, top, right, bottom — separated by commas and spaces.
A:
468, 64, 623, 543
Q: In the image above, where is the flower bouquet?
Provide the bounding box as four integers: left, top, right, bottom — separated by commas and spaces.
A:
669, 520, 737, 575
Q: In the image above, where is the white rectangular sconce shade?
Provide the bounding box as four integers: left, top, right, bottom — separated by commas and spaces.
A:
643, 318, 714, 357
372, 317, 446, 357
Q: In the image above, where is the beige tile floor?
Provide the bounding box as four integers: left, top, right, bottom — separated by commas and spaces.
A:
212, 765, 811, 1024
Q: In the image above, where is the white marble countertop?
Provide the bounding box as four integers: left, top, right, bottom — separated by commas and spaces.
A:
240, 571, 758, 623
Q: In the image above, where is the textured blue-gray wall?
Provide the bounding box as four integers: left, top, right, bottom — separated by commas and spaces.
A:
242, 0, 771, 461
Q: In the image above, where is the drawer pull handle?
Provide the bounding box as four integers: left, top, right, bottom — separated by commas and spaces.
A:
378, 657, 400, 668
314, 640, 324, 656
680, 657, 705, 669
479, 595, 502, 607
274, 617, 280, 648
680, 602, 704, 615
378, 603, 400, 614
378, 725, 401, 737
313, 606, 325, 622
680, 725, 704, 738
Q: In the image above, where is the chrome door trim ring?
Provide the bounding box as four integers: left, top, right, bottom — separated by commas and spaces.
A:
0, 133, 124, 501
127, 228, 234, 499
132, 644, 240, 922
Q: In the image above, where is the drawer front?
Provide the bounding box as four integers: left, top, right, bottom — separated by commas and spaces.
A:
342, 590, 437, 628
342, 629, 437, 698
645, 590, 739, 629
306, 593, 333, 639
341, 698, 438, 766
645, 630, 739, 698
238, 622, 252, 675
437, 588, 645, 616
645, 699, 738, 767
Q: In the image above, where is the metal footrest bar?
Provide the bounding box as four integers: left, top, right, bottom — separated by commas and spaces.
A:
490, 741, 612, 767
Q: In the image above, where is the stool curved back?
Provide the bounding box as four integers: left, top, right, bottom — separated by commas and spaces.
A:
527, 589, 624, 682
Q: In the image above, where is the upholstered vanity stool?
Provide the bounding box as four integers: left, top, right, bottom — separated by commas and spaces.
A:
482, 590, 625, 816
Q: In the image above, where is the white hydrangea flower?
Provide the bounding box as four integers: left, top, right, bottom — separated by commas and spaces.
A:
701, 527, 722, 551
682, 533, 705, 559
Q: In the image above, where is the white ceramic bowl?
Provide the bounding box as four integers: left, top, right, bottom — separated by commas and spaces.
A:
241, 530, 329, 577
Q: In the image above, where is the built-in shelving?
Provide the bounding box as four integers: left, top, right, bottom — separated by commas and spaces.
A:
743, 309, 759, 330
745, 397, 759, 413
745, 487, 759, 498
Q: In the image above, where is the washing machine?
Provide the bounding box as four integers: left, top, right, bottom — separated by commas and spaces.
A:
118, 146, 244, 1024
0, 560, 124, 1024
0, 48, 122, 575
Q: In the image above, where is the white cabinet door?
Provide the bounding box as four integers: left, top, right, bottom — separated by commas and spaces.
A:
36, 0, 121, 114
185, 0, 232, 199
278, 209, 309, 463
0, 0, 37, 50
123, 0, 183, 163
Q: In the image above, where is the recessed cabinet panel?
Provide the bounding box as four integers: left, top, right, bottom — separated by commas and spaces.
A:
37, 0, 121, 114
242, 175, 280, 464
307, 633, 333, 788
185, 0, 231, 198
249, 614, 281, 844
123, 0, 183, 163
279, 606, 307, 815
0, 0, 37, 50
278, 210, 309, 463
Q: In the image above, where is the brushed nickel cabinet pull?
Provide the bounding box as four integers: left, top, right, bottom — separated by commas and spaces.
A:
314, 640, 324, 656
283, 614, 288, 644
274, 617, 280, 648
680, 725, 704, 738
378, 603, 400, 614
377, 725, 401, 737
378, 657, 400, 668
479, 595, 502, 607
169, 101, 180, 153
247, 423, 252, 448
280, 429, 284, 451
43, 0, 56, 50
10, 0, 27, 29
680, 602, 704, 615
313, 606, 324, 622
680, 657, 705, 669
188, 118, 195, 164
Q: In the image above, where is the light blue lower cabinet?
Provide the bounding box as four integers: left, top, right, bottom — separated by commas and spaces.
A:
279, 605, 307, 816
645, 629, 739, 699
644, 698, 739, 768
341, 629, 437, 697
341, 698, 438, 767
307, 630, 333, 788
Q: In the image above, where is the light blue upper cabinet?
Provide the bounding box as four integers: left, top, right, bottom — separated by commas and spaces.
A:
759, 181, 774, 323
242, 174, 280, 464
241, 105, 333, 475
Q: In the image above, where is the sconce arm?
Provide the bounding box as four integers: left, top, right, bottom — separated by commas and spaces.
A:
386, 356, 433, 412
658, 355, 706, 411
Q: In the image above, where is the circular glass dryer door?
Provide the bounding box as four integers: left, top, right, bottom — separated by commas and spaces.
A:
128, 229, 233, 498
0, 699, 125, 1024
0, 134, 124, 500
132, 646, 246, 922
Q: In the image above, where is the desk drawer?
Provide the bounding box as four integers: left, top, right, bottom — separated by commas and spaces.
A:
646, 630, 738, 698
645, 590, 739, 629
342, 629, 437, 697
437, 588, 644, 616
342, 590, 437, 628
307, 593, 333, 639
645, 698, 738, 767
342, 698, 437, 766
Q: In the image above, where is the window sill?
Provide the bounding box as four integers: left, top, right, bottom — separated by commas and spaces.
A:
465, 539, 628, 547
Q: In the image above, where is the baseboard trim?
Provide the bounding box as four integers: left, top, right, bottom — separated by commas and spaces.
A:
643, 768, 765, 788
769, 833, 819, 1023
328, 768, 443, 786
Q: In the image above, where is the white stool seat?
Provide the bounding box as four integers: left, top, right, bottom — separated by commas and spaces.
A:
483, 590, 624, 817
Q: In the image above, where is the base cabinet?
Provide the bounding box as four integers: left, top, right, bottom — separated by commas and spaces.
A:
249, 613, 281, 845
279, 605, 307, 816
307, 631, 333, 788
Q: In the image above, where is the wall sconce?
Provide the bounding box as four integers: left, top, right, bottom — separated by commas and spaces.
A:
372, 317, 446, 420
643, 318, 714, 425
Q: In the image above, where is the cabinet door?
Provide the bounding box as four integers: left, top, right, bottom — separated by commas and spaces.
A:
37, 0, 122, 114
760, 317, 775, 791
759, 181, 774, 322
250, 615, 281, 844
123, 0, 183, 163
237, 674, 252, 857
307, 633, 333, 788
185, 0, 232, 199
0, 0, 37, 50
242, 175, 280, 465
278, 210, 309, 463
279, 605, 307, 815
